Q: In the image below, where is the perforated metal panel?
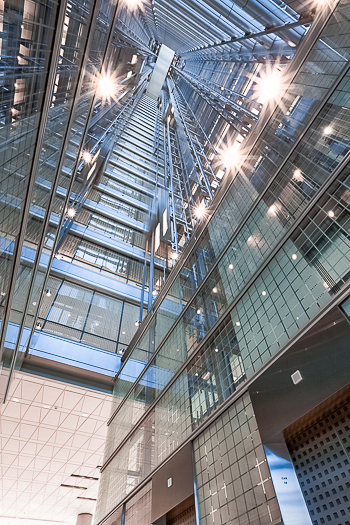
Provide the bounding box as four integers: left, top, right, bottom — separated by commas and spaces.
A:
287, 399, 350, 525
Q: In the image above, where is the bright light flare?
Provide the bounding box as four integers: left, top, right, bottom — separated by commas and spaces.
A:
96, 68, 122, 105
253, 64, 284, 107
119, 0, 146, 13
194, 202, 207, 220
67, 207, 76, 218
83, 151, 92, 163
219, 143, 241, 172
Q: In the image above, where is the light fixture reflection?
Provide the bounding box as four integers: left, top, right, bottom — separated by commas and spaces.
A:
324, 126, 332, 135
328, 210, 335, 218
291, 253, 297, 261
293, 169, 303, 180
67, 208, 76, 218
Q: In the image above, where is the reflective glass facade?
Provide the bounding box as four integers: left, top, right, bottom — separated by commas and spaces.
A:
1, 0, 350, 523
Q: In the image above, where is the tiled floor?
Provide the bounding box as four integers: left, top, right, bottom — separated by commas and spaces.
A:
0, 371, 112, 525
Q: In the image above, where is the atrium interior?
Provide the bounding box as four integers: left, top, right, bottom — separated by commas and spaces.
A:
1, 0, 350, 524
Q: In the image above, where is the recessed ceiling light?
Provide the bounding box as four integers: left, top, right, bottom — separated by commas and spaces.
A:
82, 413, 88, 417
122, 331, 126, 335
214, 348, 219, 352
324, 126, 332, 135
197, 308, 201, 314
235, 321, 241, 327
291, 370, 303, 385
13, 397, 19, 402
212, 287, 218, 293
291, 253, 297, 260
262, 291, 267, 296
228, 263, 234, 270
328, 210, 334, 217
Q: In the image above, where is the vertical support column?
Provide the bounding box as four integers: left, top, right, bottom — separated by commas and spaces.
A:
264, 443, 312, 525
148, 230, 155, 310
76, 514, 93, 525
139, 240, 148, 324
192, 445, 201, 525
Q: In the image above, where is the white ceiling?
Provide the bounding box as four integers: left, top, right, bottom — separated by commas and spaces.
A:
0, 371, 112, 525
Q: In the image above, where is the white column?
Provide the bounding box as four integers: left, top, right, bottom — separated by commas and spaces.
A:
76, 513, 93, 525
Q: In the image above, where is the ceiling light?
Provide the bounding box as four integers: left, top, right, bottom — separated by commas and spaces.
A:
202, 371, 210, 380
324, 126, 332, 135
228, 263, 234, 270
194, 202, 207, 220
212, 287, 218, 293
55, 253, 62, 260
120, 0, 146, 12
45, 289, 51, 297
96, 69, 121, 105
220, 143, 241, 171
287, 40, 297, 47
67, 207, 76, 218
122, 330, 126, 335
44, 405, 49, 408
262, 290, 267, 296
195, 372, 198, 376
171, 252, 178, 259
235, 321, 240, 327
196, 308, 201, 315
82, 151, 92, 163
291, 253, 297, 260
13, 397, 19, 402
131, 54, 138, 65
82, 413, 88, 417
214, 348, 219, 352
254, 65, 282, 105
32, 301, 37, 306
328, 210, 334, 217
269, 204, 277, 214
152, 290, 158, 296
